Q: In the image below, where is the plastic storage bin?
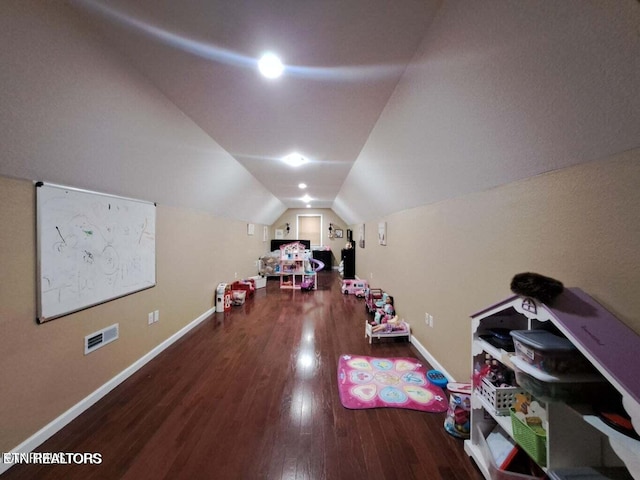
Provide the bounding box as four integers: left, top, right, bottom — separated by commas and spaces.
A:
231, 290, 246, 305
548, 467, 617, 480
511, 356, 604, 403
510, 330, 592, 375
444, 382, 472, 438
249, 275, 267, 288
476, 426, 546, 479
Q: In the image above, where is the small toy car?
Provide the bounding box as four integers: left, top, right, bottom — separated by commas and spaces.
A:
341, 279, 368, 295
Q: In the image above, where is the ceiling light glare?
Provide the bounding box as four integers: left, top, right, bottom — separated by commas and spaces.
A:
282, 153, 308, 167
258, 52, 284, 79
306, 204, 311, 208
301, 194, 312, 203
298, 183, 307, 189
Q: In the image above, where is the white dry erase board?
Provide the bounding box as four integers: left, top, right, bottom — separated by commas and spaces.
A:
36, 183, 156, 322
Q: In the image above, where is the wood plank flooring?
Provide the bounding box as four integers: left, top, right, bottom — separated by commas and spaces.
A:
3, 271, 483, 480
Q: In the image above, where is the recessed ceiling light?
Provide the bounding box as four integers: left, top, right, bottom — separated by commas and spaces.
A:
258, 52, 284, 79
298, 183, 307, 189
301, 194, 312, 203
306, 204, 311, 208
282, 153, 308, 167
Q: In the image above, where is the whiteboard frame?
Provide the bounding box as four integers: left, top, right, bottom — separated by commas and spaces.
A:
36, 182, 156, 323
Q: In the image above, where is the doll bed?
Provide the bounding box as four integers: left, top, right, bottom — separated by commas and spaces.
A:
365, 321, 411, 344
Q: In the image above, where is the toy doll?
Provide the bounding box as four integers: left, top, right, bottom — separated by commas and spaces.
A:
373, 295, 395, 325
372, 315, 402, 333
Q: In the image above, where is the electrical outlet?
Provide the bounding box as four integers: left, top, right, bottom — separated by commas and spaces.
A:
154, 310, 159, 323
425, 312, 429, 325
234, 272, 238, 279
428, 314, 434, 328
148, 312, 154, 325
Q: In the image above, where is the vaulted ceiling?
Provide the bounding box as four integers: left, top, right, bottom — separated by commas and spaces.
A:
2, 1, 636, 226
70, 0, 441, 210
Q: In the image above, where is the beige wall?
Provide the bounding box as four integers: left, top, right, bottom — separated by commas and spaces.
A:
0, 175, 267, 452
354, 149, 640, 381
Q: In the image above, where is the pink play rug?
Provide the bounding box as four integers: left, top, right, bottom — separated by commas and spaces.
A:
337, 354, 448, 412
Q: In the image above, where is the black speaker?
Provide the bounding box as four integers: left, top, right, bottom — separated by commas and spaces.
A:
341, 248, 355, 279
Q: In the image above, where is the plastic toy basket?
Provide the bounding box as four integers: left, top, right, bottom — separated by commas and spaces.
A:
478, 377, 526, 415
509, 408, 547, 467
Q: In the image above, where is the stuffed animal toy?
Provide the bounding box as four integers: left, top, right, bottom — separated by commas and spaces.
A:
510, 272, 564, 304
514, 393, 532, 415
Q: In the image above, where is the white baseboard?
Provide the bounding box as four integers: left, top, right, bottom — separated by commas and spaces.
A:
0, 307, 215, 475
410, 334, 456, 383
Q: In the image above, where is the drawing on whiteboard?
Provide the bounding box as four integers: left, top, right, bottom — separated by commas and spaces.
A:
37, 183, 156, 322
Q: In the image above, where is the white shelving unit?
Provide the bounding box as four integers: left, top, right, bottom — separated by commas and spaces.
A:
464, 288, 640, 479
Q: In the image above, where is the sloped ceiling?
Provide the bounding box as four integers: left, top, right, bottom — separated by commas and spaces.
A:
333, 1, 640, 224
2, 1, 637, 226
67, 0, 442, 217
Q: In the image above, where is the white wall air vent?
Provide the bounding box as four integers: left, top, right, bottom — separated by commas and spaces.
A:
84, 324, 119, 355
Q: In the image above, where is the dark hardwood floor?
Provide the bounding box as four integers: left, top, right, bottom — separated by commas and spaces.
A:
3, 271, 483, 480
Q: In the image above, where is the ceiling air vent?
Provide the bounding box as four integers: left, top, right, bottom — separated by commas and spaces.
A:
84, 324, 119, 355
